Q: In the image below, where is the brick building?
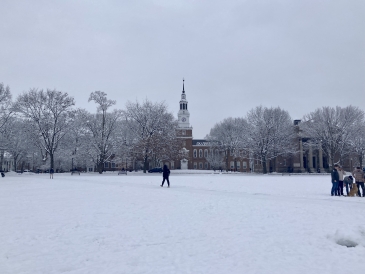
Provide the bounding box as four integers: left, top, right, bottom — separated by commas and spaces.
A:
170, 81, 251, 172
168, 81, 357, 173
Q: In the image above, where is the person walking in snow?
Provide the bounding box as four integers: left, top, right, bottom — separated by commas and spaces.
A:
331, 164, 339, 196
50, 168, 54, 179
160, 165, 170, 188
352, 167, 364, 197
337, 166, 346, 196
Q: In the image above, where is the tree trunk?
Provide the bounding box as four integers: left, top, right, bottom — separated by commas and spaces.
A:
97, 162, 103, 174
359, 155, 363, 168
143, 155, 148, 173
329, 149, 335, 167
0, 150, 4, 170
97, 154, 103, 174
274, 157, 278, 172
262, 157, 267, 174
50, 153, 54, 170
225, 150, 229, 172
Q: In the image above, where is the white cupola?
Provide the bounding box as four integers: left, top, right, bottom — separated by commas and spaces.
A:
178, 79, 190, 128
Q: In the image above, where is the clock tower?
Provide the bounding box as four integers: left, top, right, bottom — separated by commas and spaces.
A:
178, 79, 190, 128
176, 79, 193, 170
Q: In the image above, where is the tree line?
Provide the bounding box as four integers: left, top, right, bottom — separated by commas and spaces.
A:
206, 107, 365, 173
0, 85, 181, 173
1, 82, 365, 174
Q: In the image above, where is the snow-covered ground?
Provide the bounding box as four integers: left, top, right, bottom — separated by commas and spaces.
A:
0, 172, 364, 274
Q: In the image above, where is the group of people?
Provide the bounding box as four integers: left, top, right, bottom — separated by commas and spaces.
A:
331, 165, 365, 197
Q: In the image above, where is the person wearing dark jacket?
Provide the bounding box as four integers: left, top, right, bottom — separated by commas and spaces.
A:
160, 165, 170, 188
50, 168, 54, 179
331, 164, 340, 196
337, 166, 346, 196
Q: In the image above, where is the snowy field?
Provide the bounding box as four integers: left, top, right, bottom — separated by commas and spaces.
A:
1, 172, 364, 274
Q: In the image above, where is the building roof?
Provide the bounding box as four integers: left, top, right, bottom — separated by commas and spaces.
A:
192, 139, 216, 146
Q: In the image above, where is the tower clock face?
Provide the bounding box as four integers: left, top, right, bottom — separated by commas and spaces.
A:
182, 117, 186, 122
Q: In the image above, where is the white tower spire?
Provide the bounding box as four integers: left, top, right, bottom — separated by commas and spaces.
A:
178, 78, 190, 128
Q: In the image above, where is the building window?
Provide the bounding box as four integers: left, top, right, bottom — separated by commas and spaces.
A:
182, 140, 186, 147
199, 149, 203, 158
104, 162, 109, 168
243, 161, 247, 169
88, 168, 93, 172
204, 149, 208, 158
230, 161, 234, 169
194, 162, 197, 169
204, 162, 209, 169
111, 162, 116, 168
237, 161, 241, 170
171, 162, 174, 169
199, 162, 203, 169
193, 149, 197, 158
182, 130, 186, 135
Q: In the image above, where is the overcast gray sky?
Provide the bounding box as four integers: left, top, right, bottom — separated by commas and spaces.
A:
1, 0, 364, 138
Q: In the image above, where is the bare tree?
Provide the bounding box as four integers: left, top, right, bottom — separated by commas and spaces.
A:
349, 123, 365, 166
125, 99, 177, 173
15, 89, 75, 170
205, 145, 225, 171
301, 106, 364, 167
148, 121, 183, 167
84, 91, 122, 174
58, 109, 91, 171
0, 83, 13, 133
0, 83, 13, 168
246, 106, 297, 174
0, 118, 30, 170
207, 117, 248, 171
113, 119, 135, 170
348, 122, 365, 167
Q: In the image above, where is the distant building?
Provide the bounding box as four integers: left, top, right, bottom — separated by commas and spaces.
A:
170, 80, 251, 171
169, 81, 355, 173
